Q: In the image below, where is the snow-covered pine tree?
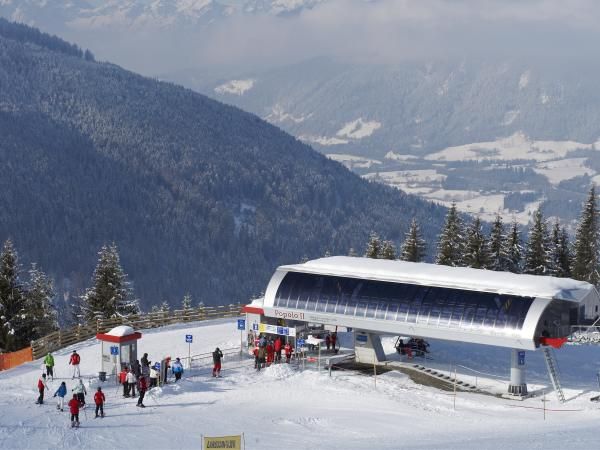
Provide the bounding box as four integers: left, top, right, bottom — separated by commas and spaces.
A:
400, 218, 427, 263
505, 219, 523, 273
324, 250, 332, 257
0, 239, 26, 351
488, 214, 510, 271
182, 294, 193, 310
548, 221, 572, 278
365, 232, 382, 259
572, 186, 600, 285
151, 305, 160, 313
435, 203, 464, 266
160, 301, 170, 312
80, 243, 140, 322
463, 217, 490, 269
348, 247, 358, 257
380, 241, 397, 260
523, 209, 551, 275
24, 263, 57, 340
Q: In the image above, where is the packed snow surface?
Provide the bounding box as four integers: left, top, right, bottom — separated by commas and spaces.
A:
3, 318, 600, 449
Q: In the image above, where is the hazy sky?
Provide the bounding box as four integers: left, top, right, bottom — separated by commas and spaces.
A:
11, 0, 600, 75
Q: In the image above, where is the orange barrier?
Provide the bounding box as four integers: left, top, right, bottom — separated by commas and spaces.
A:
0, 346, 33, 371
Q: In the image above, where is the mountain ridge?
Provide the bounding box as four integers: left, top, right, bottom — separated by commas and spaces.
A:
0, 18, 447, 317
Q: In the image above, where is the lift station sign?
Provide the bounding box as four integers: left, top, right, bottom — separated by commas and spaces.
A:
258, 323, 296, 337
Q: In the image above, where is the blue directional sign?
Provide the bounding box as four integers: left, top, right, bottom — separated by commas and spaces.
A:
252, 323, 259, 331
297, 339, 305, 347
237, 319, 246, 330
518, 350, 525, 366
110, 346, 119, 356
154, 362, 161, 370
185, 334, 193, 343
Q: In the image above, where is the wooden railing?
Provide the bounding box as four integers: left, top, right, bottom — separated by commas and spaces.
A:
30, 303, 242, 360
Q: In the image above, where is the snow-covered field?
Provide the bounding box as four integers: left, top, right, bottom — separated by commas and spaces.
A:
426, 132, 593, 163
2, 318, 600, 449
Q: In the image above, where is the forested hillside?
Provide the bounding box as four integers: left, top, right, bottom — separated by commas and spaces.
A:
0, 18, 447, 313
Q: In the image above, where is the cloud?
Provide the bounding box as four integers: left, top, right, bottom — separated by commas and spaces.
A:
54, 0, 600, 74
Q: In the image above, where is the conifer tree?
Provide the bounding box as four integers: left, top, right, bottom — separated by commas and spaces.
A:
365, 232, 382, 259
523, 209, 551, 275
572, 186, 600, 285
348, 247, 358, 257
463, 217, 490, 269
505, 219, 523, 273
380, 241, 397, 260
400, 218, 427, 263
549, 221, 572, 278
25, 263, 57, 339
324, 249, 332, 258
80, 243, 140, 322
488, 214, 510, 271
182, 294, 193, 310
436, 203, 464, 266
151, 305, 160, 313
0, 239, 26, 351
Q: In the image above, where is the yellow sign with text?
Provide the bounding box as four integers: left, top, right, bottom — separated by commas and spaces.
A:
203, 435, 242, 450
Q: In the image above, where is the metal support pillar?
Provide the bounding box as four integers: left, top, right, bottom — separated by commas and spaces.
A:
508, 348, 528, 396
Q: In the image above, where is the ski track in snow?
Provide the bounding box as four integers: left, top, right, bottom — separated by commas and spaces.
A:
2, 319, 600, 449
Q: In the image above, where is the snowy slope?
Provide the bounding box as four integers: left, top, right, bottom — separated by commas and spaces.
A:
2, 319, 600, 449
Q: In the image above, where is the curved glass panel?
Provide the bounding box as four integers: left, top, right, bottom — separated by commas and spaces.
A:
273, 272, 534, 334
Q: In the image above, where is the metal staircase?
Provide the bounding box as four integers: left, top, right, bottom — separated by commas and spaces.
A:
543, 347, 565, 403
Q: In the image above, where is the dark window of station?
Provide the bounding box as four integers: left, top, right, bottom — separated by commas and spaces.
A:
274, 272, 534, 332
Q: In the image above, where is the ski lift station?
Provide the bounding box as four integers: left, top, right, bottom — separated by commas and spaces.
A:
243, 256, 600, 397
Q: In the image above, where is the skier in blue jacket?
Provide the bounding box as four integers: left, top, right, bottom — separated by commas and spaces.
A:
171, 358, 184, 381
53, 381, 67, 411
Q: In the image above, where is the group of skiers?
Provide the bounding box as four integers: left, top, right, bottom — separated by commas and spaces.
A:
118, 352, 154, 408
35, 349, 121, 427
253, 335, 294, 370
41, 349, 79, 382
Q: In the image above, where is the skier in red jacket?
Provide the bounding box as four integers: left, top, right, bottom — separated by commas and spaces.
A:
68, 394, 80, 428
266, 341, 275, 366
69, 350, 81, 379
94, 387, 105, 418
284, 343, 293, 363
36, 373, 48, 405
274, 337, 282, 363
137, 376, 147, 408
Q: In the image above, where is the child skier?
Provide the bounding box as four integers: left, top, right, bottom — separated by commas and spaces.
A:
171, 357, 184, 381
72, 379, 87, 408
137, 376, 147, 408
149, 364, 158, 388
212, 347, 223, 377
69, 350, 81, 379
94, 387, 105, 418
53, 381, 67, 411
68, 394, 80, 428
44, 352, 55, 380
126, 368, 137, 397
36, 373, 48, 405
119, 366, 129, 397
